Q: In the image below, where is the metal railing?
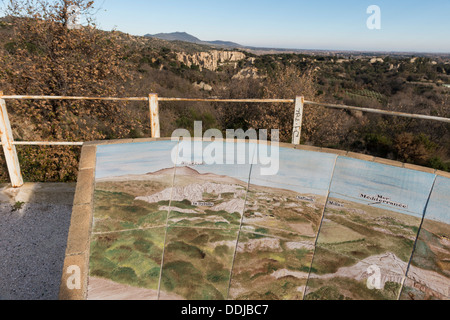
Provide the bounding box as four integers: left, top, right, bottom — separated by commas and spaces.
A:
1, 92, 449, 187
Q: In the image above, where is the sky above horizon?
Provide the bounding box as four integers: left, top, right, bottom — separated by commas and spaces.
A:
87, 0, 450, 53
1, 0, 449, 52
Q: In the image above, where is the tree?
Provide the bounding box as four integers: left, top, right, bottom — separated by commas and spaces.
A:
0, 0, 138, 181
239, 65, 345, 145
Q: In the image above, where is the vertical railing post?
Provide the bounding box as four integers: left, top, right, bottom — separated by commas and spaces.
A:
149, 93, 160, 138
292, 96, 304, 145
0, 96, 24, 187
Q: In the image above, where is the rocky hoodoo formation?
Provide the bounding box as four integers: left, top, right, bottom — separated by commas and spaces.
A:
193, 81, 213, 91
232, 67, 264, 80
176, 50, 246, 71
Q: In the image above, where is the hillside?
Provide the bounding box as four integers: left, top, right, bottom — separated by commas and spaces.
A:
0, 16, 449, 182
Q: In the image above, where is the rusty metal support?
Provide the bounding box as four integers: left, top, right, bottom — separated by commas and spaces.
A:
0, 98, 24, 187
0, 95, 149, 102
149, 93, 160, 138
292, 96, 305, 145
304, 100, 450, 123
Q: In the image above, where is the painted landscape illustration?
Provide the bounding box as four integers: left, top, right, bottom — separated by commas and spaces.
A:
2, 0, 450, 303
87, 141, 449, 300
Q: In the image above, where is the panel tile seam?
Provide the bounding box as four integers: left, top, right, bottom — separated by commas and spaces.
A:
87, 138, 444, 176
303, 155, 338, 300
397, 175, 438, 300
156, 140, 180, 300
225, 146, 257, 301
78, 139, 449, 301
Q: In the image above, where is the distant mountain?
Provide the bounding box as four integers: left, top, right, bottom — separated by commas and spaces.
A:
207, 40, 243, 47
144, 32, 243, 48
148, 166, 201, 176
146, 32, 203, 43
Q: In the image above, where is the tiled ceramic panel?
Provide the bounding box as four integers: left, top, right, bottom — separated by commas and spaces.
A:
243, 148, 337, 239
93, 141, 178, 233
399, 281, 446, 301
242, 187, 328, 240
95, 141, 179, 180
308, 157, 436, 300
89, 141, 177, 300
249, 148, 337, 197
159, 227, 239, 300
175, 140, 256, 181
229, 227, 313, 300
316, 157, 435, 262
167, 140, 254, 229
83, 140, 449, 301
329, 157, 436, 219
88, 227, 165, 300
93, 190, 169, 233
304, 247, 404, 300
230, 148, 337, 300
317, 194, 424, 262
400, 176, 450, 300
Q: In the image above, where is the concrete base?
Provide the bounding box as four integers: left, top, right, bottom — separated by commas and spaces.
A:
0, 183, 75, 300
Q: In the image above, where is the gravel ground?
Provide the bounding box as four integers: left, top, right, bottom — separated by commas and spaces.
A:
0, 183, 75, 300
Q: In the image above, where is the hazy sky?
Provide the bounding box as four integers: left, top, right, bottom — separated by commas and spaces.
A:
96, 141, 443, 219
87, 0, 450, 53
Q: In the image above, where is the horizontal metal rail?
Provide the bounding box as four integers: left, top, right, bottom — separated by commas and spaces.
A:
158, 97, 295, 103
0, 95, 149, 101
13, 141, 84, 146
1, 93, 449, 188
1, 94, 448, 122
304, 101, 450, 123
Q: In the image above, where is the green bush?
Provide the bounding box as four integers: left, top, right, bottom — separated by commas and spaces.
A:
429, 156, 449, 171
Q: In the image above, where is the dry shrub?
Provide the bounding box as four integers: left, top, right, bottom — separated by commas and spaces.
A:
394, 132, 432, 165
216, 65, 352, 145
0, 0, 144, 181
